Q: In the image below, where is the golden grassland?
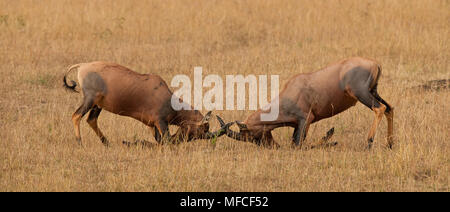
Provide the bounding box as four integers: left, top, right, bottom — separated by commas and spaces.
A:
0, 0, 448, 191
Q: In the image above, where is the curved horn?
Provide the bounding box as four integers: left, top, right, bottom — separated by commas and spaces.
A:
201, 111, 212, 124
216, 117, 248, 141
202, 115, 234, 139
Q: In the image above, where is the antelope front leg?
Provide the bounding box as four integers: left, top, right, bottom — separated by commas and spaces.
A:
155, 120, 171, 144
293, 115, 313, 148
293, 120, 306, 147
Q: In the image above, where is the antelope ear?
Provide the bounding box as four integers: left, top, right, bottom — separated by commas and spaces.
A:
201, 111, 212, 124
236, 121, 248, 130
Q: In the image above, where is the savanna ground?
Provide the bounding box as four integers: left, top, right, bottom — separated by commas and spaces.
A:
0, 0, 448, 191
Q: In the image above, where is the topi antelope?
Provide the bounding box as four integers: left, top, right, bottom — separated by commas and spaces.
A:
63, 62, 233, 146
220, 57, 394, 149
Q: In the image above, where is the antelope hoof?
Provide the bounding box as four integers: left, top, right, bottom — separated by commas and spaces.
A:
291, 144, 302, 150
101, 137, 110, 147
76, 138, 82, 146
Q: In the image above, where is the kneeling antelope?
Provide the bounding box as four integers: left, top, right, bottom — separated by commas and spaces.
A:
63, 62, 232, 146
221, 57, 394, 149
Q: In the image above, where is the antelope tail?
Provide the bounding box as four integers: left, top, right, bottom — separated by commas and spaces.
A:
63, 64, 82, 93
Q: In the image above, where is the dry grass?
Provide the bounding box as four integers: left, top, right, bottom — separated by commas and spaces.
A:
0, 0, 448, 191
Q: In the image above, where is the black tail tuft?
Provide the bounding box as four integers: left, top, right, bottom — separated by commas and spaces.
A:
63, 75, 78, 93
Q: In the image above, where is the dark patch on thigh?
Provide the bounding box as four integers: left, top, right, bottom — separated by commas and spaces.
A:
339, 67, 373, 92
82, 72, 107, 97
280, 98, 305, 119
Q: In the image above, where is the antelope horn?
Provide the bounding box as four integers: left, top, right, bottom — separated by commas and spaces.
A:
202, 115, 234, 139
217, 117, 248, 141
236, 121, 248, 130
200, 111, 213, 124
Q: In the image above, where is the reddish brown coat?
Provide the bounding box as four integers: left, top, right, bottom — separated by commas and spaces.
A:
224, 57, 394, 149
64, 62, 231, 146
